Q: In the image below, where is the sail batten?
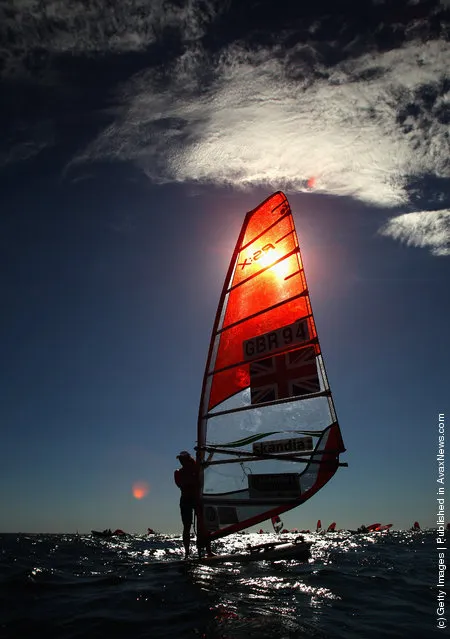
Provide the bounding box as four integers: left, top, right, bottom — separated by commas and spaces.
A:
284, 270, 302, 281
203, 456, 348, 467
207, 334, 316, 378
203, 388, 331, 420
218, 293, 309, 336
239, 210, 292, 252
196, 192, 345, 542
230, 247, 301, 292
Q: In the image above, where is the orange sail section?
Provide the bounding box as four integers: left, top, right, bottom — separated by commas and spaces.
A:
205, 192, 317, 411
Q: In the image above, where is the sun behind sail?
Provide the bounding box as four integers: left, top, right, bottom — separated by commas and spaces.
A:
197, 192, 346, 543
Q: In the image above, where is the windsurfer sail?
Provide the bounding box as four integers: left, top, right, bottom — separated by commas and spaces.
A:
271, 515, 283, 534
196, 192, 346, 546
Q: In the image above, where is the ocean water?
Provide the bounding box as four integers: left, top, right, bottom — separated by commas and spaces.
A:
0, 530, 439, 638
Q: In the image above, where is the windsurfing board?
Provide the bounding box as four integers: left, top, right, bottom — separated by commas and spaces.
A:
197, 541, 312, 564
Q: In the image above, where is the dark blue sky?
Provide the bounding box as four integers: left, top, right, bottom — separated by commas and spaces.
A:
0, 0, 449, 533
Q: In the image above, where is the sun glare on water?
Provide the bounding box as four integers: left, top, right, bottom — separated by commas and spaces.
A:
132, 481, 150, 499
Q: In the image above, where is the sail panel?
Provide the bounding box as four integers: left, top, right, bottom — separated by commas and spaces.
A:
208, 299, 315, 410
224, 252, 305, 329
201, 422, 342, 535
231, 210, 298, 289
197, 192, 345, 542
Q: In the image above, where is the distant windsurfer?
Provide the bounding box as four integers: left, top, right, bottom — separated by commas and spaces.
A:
174, 451, 213, 558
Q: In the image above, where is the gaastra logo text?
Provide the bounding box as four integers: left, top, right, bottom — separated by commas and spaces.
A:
238, 243, 275, 269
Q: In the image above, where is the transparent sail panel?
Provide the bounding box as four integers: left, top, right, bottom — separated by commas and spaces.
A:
207, 390, 331, 439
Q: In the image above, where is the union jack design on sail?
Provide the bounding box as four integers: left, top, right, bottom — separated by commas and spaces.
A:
250, 346, 320, 405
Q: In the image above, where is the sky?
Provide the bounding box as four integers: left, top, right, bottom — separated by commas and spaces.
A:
0, 0, 449, 534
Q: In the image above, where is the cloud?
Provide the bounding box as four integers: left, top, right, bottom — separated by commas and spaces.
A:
2, 0, 450, 255
0, 118, 55, 167
380, 209, 450, 256
76, 37, 450, 212
0, 0, 221, 76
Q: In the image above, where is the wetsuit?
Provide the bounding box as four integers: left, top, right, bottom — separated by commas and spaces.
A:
174, 460, 199, 529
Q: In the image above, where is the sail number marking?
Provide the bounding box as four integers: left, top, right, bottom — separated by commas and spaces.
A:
243, 319, 310, 362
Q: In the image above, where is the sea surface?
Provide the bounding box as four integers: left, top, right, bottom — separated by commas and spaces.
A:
0, 530, 440, 638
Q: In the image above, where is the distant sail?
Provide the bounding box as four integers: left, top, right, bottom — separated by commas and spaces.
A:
196, 192, 346, 543
316, 519, 322, 532
271, 515, 283, 534
327, 522, 336, 532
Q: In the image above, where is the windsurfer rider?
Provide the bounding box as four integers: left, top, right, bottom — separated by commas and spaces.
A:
174, 451, 214, 558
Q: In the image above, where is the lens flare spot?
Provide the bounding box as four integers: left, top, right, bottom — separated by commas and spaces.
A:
132, 481, 150, 499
